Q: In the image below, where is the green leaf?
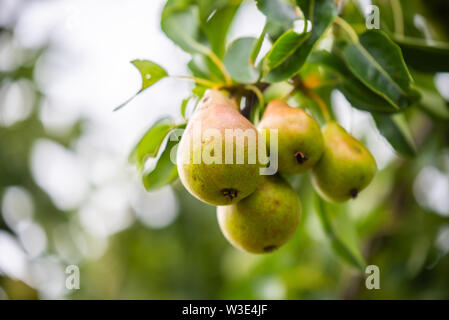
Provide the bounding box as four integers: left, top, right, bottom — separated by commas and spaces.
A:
224, 37, 260, 83
309, 50, 403, 113
131, 60, 168, 93
129, 117, 176, 168
250, 23, 267, 65
265, 29, 310, 69
417, 87, 449, 120
265, 0, 337, 82
142, 137, 179, 191
114, 60, 168, 111
256, 0, 297, 42
340, 30, 415, 110
315, 195, 366, 271
181, 97, 190, 119
161, 2, 205, 54
373, 113, 416, 157
393, 35, 449, 73
202, 1, 242, 58
256, 0, 296, 23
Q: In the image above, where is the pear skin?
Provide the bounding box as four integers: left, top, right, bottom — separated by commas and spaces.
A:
217, 175, 301, 254
177, 90, 261, 206
257, 99, 324, 175
311, 122, 377, 202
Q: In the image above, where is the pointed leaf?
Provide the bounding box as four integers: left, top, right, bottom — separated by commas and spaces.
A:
341, 30, 415, 110
130, 117, 175, 168
142, 138, 179, 191
131, 60, 168, 93
114, 60, 168, 111
265, 0, 337, 82
265, 29, 310, 69
309, 50, 404, 113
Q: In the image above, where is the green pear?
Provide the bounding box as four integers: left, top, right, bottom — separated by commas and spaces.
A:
257, 99, 324, 175
177, 89, 261, 206
311, 122, 377, 202
217, 175, 301, 254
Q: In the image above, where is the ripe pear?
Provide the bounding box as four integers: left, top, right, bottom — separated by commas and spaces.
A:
257, 99, 324, 175
217, 175, 301, 254
311, 122, 377, 202
177, 89, 261, 206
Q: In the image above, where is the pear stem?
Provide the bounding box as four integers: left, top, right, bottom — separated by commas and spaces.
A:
333, 16, 359, 43
292, 75, 332, 123
205, 50, 233, 86
244, 85, 265, 111
173, 75, 219, 88
390, 0, 404, 36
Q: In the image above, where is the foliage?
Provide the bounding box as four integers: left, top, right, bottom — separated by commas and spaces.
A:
1, 0, 449, 299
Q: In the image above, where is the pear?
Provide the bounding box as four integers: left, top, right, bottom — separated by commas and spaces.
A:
311, 122, 377, 202
177, 89, 261, 206
257, 99, 324, 175
217, 175, 301, 254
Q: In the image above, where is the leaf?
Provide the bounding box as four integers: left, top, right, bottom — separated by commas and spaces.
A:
256, 0, 297, 42
309, 50, 404, 113
224, 37, 260, 83
142, 137, 179, 191
393, 35, 449, 73
114, 60, 168, 111
340, 30, 415, 110
265, 29, 310, 69
417, 87, 449, 120
265, 0, 337, 82
202, 1, 242, 58
256, 0, 296, 23
373, 113, 416, 157
161, 2, 205, 54
131, 60, 168, 93
250, 23, 267, 65
315, 196, 366, 271
181, 97, 190, 119
129, 117, 176, 168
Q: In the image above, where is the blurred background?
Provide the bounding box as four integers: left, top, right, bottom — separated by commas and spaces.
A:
0, 0, 448, 299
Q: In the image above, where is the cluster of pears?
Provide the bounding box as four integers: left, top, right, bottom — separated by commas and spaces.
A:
177, 89, 377, 254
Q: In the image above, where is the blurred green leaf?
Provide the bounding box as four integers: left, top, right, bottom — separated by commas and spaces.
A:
161, 2, 205, 54
256, 0, 297, 42
417, 87, 449, 120
202, 1, 242, 58
373, 113, 417, 157
224, 37, 260, 83
130, 117, 176, 168
340, 30, 416, 110
265, 30, 310, 69
256, 0, 296, 23
393, 35, 449, 73
250, 24, 267, 65
265, 0, 337, 82
181, 97, 190, 119
315, 196, 366, 271
142, 138, 179, 191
